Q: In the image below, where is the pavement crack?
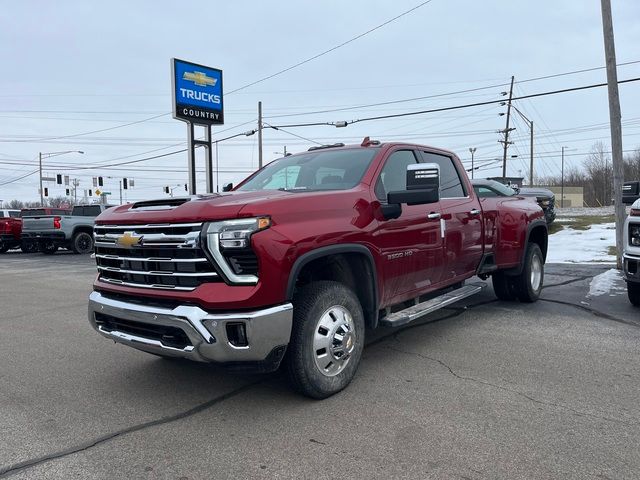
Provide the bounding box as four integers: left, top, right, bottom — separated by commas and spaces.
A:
540, 298, 639, 328
385, 344, 638, 428
542, 275, 591, 289
0, 381, 262, 479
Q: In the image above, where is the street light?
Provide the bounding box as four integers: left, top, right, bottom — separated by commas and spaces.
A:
468, 147, 477, 179
39, 150, 84, 206
214, 130, 257, 192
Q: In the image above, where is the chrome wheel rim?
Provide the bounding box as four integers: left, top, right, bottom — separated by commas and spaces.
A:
313, 305, 356, 377
531, 253, 543, 291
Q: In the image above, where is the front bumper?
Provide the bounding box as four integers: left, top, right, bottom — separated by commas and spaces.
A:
623, 253, 640, 284
88, 291, 293, 368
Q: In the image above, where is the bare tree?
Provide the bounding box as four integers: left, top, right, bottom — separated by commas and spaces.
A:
7, 199, 24, 209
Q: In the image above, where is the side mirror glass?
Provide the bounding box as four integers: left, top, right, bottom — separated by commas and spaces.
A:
387, 163, 440, 205
222, 183, 233, 192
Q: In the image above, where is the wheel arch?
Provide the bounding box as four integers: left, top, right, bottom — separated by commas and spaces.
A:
286, 244, 379, 329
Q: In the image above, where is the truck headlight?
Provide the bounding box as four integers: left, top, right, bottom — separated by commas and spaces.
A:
203, 217, 270, 284
631, 225, 640, 246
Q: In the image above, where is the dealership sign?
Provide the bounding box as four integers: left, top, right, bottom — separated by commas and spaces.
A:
172, 58, 224, 124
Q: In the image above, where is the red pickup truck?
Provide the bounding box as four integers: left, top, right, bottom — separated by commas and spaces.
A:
88, 139, 547, 398
0, 209, 21, 253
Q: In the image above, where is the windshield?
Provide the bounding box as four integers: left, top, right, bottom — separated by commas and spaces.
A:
237, 148, 378, 192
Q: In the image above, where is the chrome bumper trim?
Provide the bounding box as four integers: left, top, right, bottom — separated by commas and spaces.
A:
88, 291, 293, 363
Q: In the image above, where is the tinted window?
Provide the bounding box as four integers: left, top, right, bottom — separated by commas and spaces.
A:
475, 186, 499, 198
237, 149, 377, 192
8, 211, 19, 218
83, 206, 102, 216
421, 152, 466, 198
375, 150, 418, 201
21, 209, 46, 217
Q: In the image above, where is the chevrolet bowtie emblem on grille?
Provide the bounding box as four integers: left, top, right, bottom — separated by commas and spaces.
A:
183, 71, 217, 87
115, 232, 143, 248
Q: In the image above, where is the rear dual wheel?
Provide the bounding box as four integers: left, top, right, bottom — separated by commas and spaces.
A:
492, 242, 544, 303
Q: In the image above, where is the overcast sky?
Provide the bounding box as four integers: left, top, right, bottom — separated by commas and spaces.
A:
1, 0, 639, 204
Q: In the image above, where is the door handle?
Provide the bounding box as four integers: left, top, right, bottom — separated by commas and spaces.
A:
469, 209, 481, 216
427, 212, 441, 220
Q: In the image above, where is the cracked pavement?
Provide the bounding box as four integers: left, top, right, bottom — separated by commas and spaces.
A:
1, 254, 639, 479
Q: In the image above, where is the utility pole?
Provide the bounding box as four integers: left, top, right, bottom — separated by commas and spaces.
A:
119, 180, 123, 205
469, 147, 477, 179
72, 178, 80, 204
500, 76, 515, 178
529, 120, 534, 185
39, 152, 44, 206
561, 146, 566, 208
258, 101, 263, 169
601, 0, 625, 268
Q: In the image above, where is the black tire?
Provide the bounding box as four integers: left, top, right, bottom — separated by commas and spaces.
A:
0, 239, 9, 253
71, 231, 94, 254
21, 241, 38, 253
628, 282, 640, 307
512, 243, 544, 303
285, 281, 365, 399
492, 272, 517, 301
40, 241, 58, 255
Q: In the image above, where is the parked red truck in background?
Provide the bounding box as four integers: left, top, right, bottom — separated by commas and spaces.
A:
0, 209, 21, 253
88, 139, 547, 398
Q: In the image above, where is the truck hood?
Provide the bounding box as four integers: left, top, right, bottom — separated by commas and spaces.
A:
96, 190, 294, 225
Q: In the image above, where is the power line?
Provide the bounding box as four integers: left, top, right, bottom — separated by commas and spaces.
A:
226, 0, 436, 95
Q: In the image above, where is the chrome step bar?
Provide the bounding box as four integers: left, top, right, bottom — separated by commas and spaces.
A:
380, 283, 486, 327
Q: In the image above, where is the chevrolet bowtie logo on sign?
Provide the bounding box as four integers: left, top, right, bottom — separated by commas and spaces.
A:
172, 58, 224, 125
115, 232, 143, 249
183, 71, 217, 87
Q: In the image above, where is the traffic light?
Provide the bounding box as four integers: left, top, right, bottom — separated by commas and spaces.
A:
88, 189, 92, 197
56, 174, 62, 185
122, 178, 128, 190
98, 177, 104, 187
44, 187, 49, 197
184, 184, 188, 191
65, 188, 70, 196
163, 186, 170, 194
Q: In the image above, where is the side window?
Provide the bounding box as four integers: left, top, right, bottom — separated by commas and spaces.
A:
9, 211, 20, 218
475, 186, 499, 198
262, 166, 301, 190
84, 206, 102, 216
421, 152, 466, 198
374, 150, 418, 201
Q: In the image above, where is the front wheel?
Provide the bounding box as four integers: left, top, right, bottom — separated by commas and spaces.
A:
21, 241, 39, 253
0, 239, 9, 253
40, 241, 58, 255
286, 281, 365, 399
628, 282, 640, 307
71, 231, 94, 254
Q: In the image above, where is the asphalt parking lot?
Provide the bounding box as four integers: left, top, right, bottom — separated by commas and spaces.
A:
1, 252, 639, 479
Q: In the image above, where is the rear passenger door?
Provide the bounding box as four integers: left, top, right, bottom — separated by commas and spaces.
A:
419, 151, 483, 281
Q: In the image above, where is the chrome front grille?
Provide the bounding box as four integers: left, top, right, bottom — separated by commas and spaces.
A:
94, 223, 220, 291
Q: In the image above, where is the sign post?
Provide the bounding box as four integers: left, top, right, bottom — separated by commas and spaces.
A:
171, 58, 224, 195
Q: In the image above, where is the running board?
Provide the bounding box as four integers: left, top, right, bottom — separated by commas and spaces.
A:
379, 283, 486, 327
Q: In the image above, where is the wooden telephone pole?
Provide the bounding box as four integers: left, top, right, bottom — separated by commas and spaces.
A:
600, 0, 625, 268
500, 76, 515, 178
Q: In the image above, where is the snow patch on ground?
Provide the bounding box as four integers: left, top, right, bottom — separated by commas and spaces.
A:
588, 268, 625, 297
546, 222, 616, 264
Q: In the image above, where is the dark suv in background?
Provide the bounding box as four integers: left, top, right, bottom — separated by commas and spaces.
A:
471, 179, 556, 224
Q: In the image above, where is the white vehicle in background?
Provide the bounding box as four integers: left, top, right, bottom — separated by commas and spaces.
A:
624, 198, 640, 306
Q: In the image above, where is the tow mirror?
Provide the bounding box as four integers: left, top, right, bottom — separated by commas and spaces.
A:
387, 163, 440, 205
222, 183, 233, 192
